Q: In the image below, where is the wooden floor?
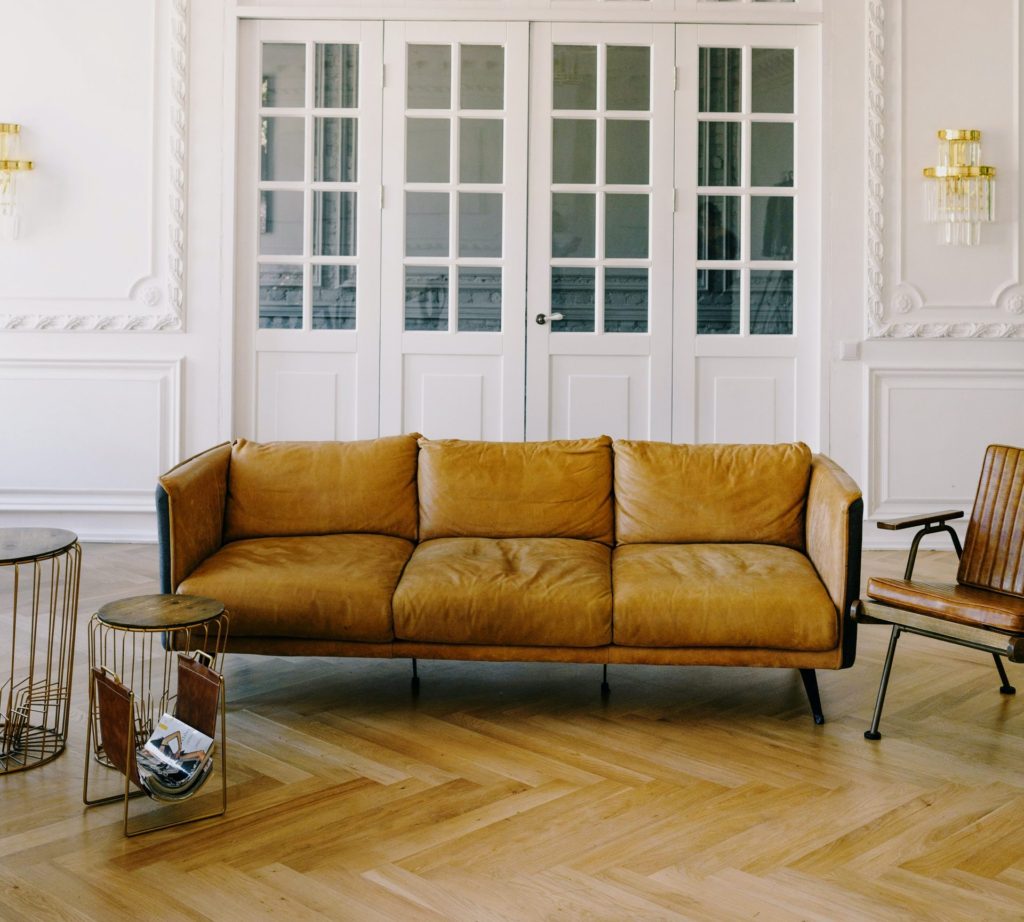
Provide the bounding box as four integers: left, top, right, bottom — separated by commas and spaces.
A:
1, 545, 1022, 920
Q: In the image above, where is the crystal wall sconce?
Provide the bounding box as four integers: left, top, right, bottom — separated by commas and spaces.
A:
0, 123, 35, 240
923, 129, 995, 246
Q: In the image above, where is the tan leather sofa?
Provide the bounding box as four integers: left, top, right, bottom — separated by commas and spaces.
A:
156, 435, 862, 722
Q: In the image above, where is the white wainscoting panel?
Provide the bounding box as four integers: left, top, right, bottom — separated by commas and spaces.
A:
256, 352, 356, 442
403, 355, 502, 440
567, 375, 630, 441
696, 357, 794, 444
549, 356, 650, 440
0, 358, 182, 540
869, 367, 1024, 525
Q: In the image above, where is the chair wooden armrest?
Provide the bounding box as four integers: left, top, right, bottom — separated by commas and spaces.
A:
876, 509, 964, 531
878, 509, 965, 581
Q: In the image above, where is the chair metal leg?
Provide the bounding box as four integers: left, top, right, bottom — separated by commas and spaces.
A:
410, 658, 420, 694
865, 626, 901, 740
600, 664, 610, 698
993, 654, 1016, 695
799, 669, 825, 725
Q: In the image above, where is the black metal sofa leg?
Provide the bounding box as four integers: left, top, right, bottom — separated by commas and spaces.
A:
799, 669, 825, 725
993, 654, 1016, 695
865, 625, 901, 740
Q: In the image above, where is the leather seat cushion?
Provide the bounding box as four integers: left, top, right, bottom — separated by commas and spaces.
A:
393, 537, 612, 646
178, 534, 414, 642
613, 543, 838, 649
867, 577, 1024, 634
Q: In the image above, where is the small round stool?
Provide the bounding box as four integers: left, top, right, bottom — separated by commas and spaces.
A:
84, 594, 229, 835
0, 528, 81, 773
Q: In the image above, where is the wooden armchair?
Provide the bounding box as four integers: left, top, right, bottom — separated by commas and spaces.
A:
860, 444, 1024, 740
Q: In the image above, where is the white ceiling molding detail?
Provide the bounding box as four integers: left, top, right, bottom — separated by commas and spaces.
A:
867, 0, 1024, 339
0, 0, 188, 332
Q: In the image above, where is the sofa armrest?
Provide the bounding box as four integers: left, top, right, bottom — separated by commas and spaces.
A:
157, 442, 232, 592
806, 454, 863, 667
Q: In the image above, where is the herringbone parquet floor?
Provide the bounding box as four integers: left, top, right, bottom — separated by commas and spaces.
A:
1, 544, 1022, 920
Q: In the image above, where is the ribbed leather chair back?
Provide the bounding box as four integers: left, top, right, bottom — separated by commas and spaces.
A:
957, 445, 1024, 598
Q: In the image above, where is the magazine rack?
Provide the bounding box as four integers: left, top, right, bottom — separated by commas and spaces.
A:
83, 594, 228, 836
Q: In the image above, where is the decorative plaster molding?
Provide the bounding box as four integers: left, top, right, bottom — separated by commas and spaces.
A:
867, 0, 1024, 339
865, 0, 887, 337
0, 0, 187, 333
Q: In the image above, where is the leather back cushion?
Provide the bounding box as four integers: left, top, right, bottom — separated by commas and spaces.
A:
614, 441, 812, 549
417, 437, 614, 544
958, 444, 1024, 597
224, 436, 420, 542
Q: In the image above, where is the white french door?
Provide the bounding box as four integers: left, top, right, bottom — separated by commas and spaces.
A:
379, 23, 528, 440
674, 25, 821, 444
235, 19, 821, 447
526, 24, 675, 441
236, 20, 383, 441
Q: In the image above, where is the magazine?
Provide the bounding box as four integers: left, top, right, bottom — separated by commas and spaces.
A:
136, 712, 215, 802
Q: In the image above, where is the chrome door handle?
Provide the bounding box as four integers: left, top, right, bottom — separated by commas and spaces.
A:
535, 312, 564, 325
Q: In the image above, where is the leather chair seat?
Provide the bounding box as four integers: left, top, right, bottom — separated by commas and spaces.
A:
178, 533, 414, 642
866, 577, 1024, 634
393, 537, 612, 646
613, 544, 838, 650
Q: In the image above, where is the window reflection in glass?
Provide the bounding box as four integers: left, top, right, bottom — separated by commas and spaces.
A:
406, 118, 451, 183
698, 122, 740, 187
752, 48, 794, 113
262, 44, 305, 108
553, 46, 597, 110
315, 44, 358, 109
697, 195, 740, 261
552, 193, 595, 258
751, 122, 793, 187
751, 196, 793, 259
259, 263, 304, 329
314, 191, 356, 257
552, 119, 596, 184
459, 193, 502, 258
698, 47, 741, 113
405, 267, 449, 331
314, 118, 357, 183
605, 194, 649, 259
697, 269, 740, 334
405, 192, 450, 257
460, 119, 503, 183
408, 45, 452, 109
261, 117, 304, 182
605, 268, 648, 333
607, 46, 650, 111
458, 268, 502, 332
606, 121, 649, 185
312, 265, 356, 330
750, 269, 793, 334
460, 45, 504, 110
259, 190, 304, 256
551, 267, 595, 332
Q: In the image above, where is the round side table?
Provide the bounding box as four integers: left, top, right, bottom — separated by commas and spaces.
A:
84, 594, 229, 835
0, 527, 82, 773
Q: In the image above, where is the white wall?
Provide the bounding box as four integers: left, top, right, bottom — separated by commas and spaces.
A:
0, 0, 1021, 546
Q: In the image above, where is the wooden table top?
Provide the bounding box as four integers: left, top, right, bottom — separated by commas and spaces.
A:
96, 594, 225, 630
0, 528, 78, 565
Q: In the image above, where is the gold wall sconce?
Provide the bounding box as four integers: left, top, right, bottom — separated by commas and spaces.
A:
923, 129, 995, 246
0, 123, 35, 240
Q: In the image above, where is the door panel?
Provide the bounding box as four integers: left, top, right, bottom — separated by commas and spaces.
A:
526, 23, 675, 441
380, 22, 528, 440
237, 20, 383, 441
675, 24, 820, 444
